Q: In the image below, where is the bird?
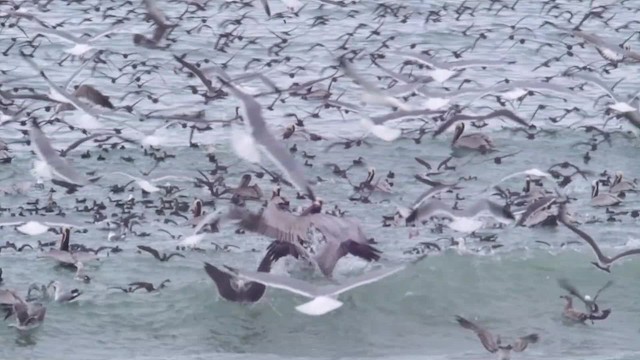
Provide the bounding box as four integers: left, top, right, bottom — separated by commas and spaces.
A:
590, 180, 622, 207
48, 281, 82, 303
3, 290, 47, 332
203, 240, 304, 303
226, 256, 424, 316
559, 295, 611, 324
558, 203, 640, 272
137, 245, 185, 262
128, 280, 171, 293
455, 316, 539, 360
609, 171, 636, 193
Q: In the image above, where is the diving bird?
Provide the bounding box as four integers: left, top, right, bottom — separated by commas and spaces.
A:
455, 316, 539, 360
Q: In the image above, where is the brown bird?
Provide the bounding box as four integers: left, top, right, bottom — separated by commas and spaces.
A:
456, 316, 539, 360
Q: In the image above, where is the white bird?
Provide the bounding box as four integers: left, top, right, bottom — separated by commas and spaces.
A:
227, 257, 424, 316
48, 281, 83, 303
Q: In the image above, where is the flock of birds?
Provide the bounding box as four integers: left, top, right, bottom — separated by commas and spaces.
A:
0, 0, 640, 358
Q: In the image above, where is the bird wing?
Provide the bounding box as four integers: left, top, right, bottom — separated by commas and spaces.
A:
455, 316, 498, 353
29, 121, 90, 186
203, 263, 246, 302
137, 245, 161, 260
327, 263, 406, 296
259, 0, 271, 17
558, 203, 608, 263
217, 76, 314, 199
610, 248, 640, 263
227, 266, 319, 298
593, 280, 613, 301
511, 333, 539, 352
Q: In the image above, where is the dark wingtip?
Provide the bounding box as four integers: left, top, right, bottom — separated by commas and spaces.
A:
343, 239, 382, 262
405, 209, 417, 224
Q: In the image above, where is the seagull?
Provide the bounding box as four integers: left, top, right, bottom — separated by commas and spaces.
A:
48, 281, 82, 303
558, 278, 613, 314
455, 316, 539, 360
203, 240, 303, 303
226, 256, 424, 316
590, 180, 622, 207
29, 120, 91, 186
609, 171, 636, 193
558, 203, 640, 272
403, 198, 514, 226
215, 74, 315, 200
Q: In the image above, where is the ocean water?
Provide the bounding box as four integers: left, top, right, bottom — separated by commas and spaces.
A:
1, 0, 640, 359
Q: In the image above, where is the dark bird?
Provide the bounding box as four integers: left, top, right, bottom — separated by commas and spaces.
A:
137, 245, 185, 262
203, 240, 303, 303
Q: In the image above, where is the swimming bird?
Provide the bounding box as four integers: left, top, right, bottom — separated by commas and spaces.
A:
35, 25, 125, 57
558, 203, 640, 272
204, 240, 304, 303
224, 196, 381, 278
450, 122, 495, 154
48, 281, 82, 303
226, 257, 423, 315
137, 245, 185, 262
40, 228, 98, 269
609, 171, 636, 193
558, 278, 612, 321
590, 180, 622, 207
455, 316, 538, 360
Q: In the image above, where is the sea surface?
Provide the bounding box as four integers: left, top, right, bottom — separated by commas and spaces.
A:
1, 0, 640, 359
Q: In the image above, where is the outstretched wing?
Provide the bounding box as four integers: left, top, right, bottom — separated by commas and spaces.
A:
511, 333, 539, 352
455, 316, 498, 353
137, 245, 161, 260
